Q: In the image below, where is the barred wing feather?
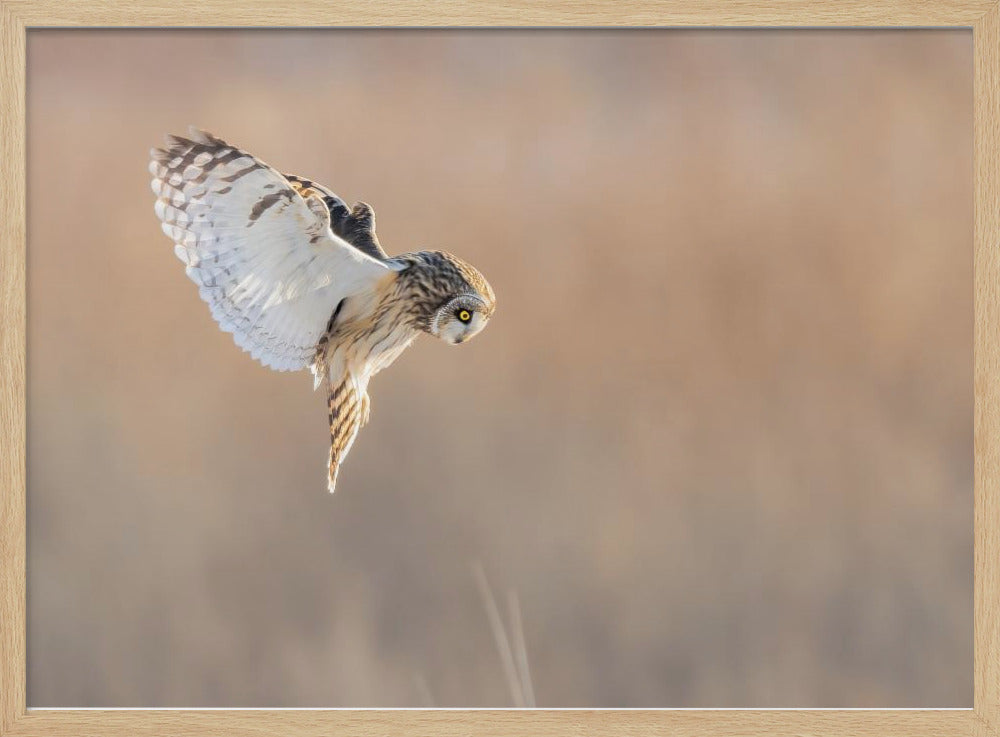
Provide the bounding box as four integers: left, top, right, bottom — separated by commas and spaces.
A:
149, 128, 390, 371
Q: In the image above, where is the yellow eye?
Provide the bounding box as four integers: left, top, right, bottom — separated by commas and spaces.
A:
458, 309, 472, 323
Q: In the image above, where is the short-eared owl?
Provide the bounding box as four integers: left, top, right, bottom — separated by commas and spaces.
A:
150, 128, 495, 494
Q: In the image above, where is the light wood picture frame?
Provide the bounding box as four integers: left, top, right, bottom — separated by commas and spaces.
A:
2, 1, 998, 734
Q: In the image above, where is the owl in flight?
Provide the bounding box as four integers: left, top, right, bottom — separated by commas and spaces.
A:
150, 128, 495, 493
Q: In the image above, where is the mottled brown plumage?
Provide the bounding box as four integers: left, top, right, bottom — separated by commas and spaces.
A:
150, 128, 495, 493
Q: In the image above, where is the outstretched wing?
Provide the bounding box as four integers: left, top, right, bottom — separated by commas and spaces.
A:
150, 128, 392, 372
283, 174, 389, 261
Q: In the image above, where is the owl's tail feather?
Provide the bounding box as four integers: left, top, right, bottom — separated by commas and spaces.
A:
327, 377, 366, 494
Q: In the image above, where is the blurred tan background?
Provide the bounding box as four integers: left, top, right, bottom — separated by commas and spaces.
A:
26, 29, 972, 707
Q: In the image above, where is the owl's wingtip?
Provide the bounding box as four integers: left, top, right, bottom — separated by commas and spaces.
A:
187, 126, 217, 144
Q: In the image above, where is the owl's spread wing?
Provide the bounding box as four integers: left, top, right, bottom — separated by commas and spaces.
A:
283, 174, 389, 261
150, 128, 392, 372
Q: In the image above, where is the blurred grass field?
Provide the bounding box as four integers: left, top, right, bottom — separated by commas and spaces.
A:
26, 29, 972, 706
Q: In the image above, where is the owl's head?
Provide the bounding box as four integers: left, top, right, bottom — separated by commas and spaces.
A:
409, 251, 495, 345
432, 292, 492, 345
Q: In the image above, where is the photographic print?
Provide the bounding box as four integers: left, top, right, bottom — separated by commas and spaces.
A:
25, 28, 972, 708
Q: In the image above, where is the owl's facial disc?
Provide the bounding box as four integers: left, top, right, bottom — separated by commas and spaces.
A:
432, 295, 490, 345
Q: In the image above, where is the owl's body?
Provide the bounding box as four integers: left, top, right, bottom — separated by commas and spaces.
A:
150, 128, 495, 493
